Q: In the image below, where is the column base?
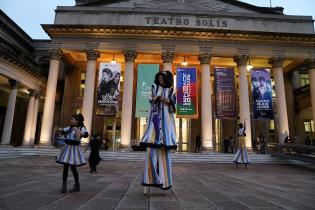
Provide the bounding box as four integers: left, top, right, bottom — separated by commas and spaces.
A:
34, 143, 54, 149
0, 144, 13, 148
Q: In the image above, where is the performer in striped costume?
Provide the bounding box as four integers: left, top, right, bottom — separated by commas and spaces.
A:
233, 119, 250, 169
56, 113, 88, 193
140, 71, 177, 192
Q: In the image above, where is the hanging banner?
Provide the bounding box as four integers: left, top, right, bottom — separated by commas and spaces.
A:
96, 62, 121, 116
135, 64, 160, 117
176, 67, 198, 118
214, 67, 236, 119
251, 68, 274, 119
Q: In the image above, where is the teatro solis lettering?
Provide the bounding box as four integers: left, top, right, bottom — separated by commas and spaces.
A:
145, 16, 227, 28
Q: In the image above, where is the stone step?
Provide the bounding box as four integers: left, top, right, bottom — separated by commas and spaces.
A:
0, 147, 289, 163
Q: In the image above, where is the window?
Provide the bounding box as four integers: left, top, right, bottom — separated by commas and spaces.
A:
304, 120, 314, 133
269, 120, 275, 132
300, 74, 310, 87
79, 73, 86, 97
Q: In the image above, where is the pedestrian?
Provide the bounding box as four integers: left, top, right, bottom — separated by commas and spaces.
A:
229, 136, 234, 153
195, 134, 201, 153
56, 113, 88, 193
259, 133, 266, 154
140, 71, 177, 194
223, 137, 230, 153
233, 119, 249, 169
85, 133, 102, 173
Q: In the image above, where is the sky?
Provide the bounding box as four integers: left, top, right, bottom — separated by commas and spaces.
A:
1, 0, 314, 39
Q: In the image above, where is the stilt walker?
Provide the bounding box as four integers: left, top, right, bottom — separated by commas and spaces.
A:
140, 71, 177, 194
233, 119, 250, 169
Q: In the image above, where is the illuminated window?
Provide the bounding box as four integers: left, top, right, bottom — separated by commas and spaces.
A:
269, 120, 275, 131
79, 73, 86, 97
300, 74, 310, 87
304, 121, 311, 133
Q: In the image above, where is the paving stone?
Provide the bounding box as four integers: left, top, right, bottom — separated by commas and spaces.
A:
0, 157, 314, 210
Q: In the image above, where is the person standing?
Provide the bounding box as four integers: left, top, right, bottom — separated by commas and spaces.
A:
233, 119, 249, 169
229, 136, 234, 153
86, 133, 102, 173
140, 71, 177, 193
56, 113, 88, 193
195, 134, 201, 153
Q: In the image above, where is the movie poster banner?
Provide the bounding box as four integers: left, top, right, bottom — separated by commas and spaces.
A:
251, 68, 274, 119
135, 64, 160, 117
176, 67, 198, 118
96, 62, 121, 116
214, 67, 236, 119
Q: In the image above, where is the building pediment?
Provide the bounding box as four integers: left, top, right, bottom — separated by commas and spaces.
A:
75, 0, 283, 15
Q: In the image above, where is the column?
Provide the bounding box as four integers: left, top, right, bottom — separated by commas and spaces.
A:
269, 57, 289, 143
39, 49, 62, 145
306, 58, 315, 131
1, 79, 18, 145
120, 50, 137, 147
198, 53, 213, 149
23, 90, 35, 145
30, 91, 40, 145
161, 51, 174, 72
82, 49, 100, 139
233, 55, 252, 149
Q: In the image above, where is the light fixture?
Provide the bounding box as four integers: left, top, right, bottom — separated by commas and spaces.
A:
110, 54, 117, 64
247, 58, 253, 71
181, 56, 188, 66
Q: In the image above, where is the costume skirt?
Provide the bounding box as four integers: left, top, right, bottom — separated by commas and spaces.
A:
142, 147, 172, 190
233, 148, 250, 164
56, 144, 86, 166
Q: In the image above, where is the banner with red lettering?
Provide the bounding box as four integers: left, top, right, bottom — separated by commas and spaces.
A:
176, 67, 198, 118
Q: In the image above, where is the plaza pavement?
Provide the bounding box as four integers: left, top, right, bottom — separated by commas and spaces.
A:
0, 156, 314, 210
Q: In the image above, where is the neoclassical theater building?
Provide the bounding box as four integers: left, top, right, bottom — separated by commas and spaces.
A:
0, 0, 315, 152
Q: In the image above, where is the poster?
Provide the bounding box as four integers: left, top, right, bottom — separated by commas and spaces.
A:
251, 68, 274, 119
214, 67, 236, 119
96, 62, 121, 116
135, 64, 160, 117
176, 67, 198, 118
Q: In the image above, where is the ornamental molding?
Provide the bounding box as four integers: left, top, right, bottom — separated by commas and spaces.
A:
198, 53, 212, 64
123, 49, 137, 62
305, 58, 315, 69
268, 57, 285, 68
48, 49, 63, 61
161, 51, 174, 63
42, 25, 315, 47
86, 49, 100, 61
8, 79, 18, 89
233, 55, 249, 66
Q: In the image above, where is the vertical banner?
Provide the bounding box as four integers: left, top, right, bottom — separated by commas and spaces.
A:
214, 67, 236, 119
135, 64, 160, 117
251, 68, 274, 119
96, 62, 121, 116
176, 67, 198, 118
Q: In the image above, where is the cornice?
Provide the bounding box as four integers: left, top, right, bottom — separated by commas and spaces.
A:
42, 25, 315, 46
0, 38, 48, 84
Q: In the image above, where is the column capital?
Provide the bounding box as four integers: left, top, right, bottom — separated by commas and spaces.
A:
34, 90, 41, 99
8, 79, 18, 89
268, 57, 285, 68
198, 53, 212, 65
233, 55, 249, 66
48, 49, 63, 61
161, 51, 174, 63
304, 58, 315, 69
28, 89, 35, 97
86, 49, 100, 61
123, 50, 137, 62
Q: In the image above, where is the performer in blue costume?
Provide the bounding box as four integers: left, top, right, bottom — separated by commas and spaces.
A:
140, 71, 177, 193
56, 113, 88, 193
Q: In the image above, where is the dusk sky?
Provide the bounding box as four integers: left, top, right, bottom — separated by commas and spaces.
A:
1, 0, 314, 39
